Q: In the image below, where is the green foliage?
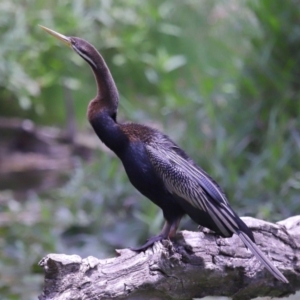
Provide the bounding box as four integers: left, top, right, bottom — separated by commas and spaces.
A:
0, 0, 300, 299
224, 0, 300, 217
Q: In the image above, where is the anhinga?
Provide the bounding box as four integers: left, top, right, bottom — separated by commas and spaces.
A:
40, 25, 288, 283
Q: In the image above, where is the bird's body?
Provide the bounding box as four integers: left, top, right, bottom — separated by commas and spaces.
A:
40, 25, 288, 283
92, 118, 255, 245
91, 118, 185, 224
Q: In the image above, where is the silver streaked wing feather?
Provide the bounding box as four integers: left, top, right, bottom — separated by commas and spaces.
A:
146, 144, 228, 205
146, 143, 239, 236
146, 145, 207, 211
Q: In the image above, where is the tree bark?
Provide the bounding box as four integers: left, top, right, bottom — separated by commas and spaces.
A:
38, 216, 300, 300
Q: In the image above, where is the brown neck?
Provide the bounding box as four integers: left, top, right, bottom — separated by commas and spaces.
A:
84, 50, 119, 120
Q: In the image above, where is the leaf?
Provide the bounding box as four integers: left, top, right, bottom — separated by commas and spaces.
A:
163, 55, 187, 72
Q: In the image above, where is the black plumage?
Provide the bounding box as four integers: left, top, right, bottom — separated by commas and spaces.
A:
40, 26, 288, 283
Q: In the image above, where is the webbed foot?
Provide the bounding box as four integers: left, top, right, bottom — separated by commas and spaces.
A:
130, 234, 167, 252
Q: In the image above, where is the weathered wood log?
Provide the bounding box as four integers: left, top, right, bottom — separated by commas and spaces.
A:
38, 216, 300, 300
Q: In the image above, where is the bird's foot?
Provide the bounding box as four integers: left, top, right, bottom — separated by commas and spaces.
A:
130, 235, 167, 252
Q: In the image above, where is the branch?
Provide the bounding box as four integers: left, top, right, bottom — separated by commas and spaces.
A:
38, 216, 300, 300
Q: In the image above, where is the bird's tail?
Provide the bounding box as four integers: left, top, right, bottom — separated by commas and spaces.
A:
236, 230, 288, 283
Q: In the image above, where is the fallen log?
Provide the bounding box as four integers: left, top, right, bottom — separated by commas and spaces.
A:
38, 216, 300, 300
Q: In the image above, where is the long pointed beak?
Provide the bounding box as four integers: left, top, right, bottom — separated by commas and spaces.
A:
39, 25, 71, 47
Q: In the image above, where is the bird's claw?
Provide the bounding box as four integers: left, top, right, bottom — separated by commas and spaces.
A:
130, 235, 167, 252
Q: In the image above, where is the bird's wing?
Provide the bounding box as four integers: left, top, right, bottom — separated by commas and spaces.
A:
146, 143, 240, 236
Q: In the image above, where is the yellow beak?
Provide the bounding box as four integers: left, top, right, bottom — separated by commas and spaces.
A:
39, 25, 71, 47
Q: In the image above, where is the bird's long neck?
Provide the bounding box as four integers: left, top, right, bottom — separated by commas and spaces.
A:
91, 55, 119, 109
79, 46, 128, 153
81, 48, 119, 120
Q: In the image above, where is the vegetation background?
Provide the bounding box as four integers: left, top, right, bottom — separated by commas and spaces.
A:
0, 0, 299, 299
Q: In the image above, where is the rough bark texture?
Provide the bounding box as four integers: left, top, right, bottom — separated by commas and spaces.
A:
39, 216, 300, 300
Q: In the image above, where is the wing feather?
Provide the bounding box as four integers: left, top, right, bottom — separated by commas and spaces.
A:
146, 143, 239, 236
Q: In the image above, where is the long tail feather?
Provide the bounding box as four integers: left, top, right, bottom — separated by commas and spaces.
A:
237, 230, 288, 283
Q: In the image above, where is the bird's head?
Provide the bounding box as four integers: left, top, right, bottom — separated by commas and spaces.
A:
40, 25, 119, 120
39, 25, 99, 69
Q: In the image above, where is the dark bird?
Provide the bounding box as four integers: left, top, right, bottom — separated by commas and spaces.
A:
40, 25, 288, 283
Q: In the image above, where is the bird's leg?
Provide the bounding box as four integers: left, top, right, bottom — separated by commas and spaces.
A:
130, 221, 172, 252
131, 216, 182, 252
168, 217, 182, 239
